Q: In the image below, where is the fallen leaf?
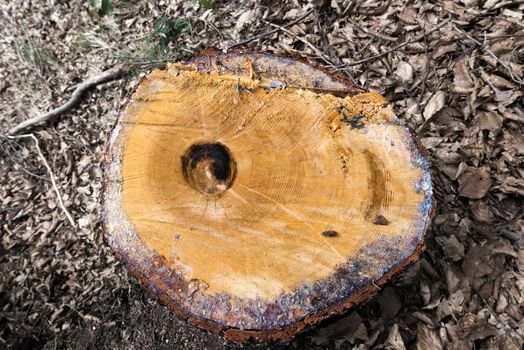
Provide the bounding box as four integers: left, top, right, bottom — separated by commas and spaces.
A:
470, 200, 495, 223
502, 9, 523, 20
457, 166, 492, 198
412, 311, 437, 326
436, 291, 465, 320
500, 176, 524, 196
310, 312, 368, 348
452, 59, 475, 94
235, 10, 256, 31
379, 287, 401, 320
423, 91, 446, 120
436, 235, 465, 261
473, 111, 502, 131
468, 323, 499, 341
416, 323, 443, 350
384, 324, 406, 350
394, 61, 414, 83
463, 246, 493, 278
283, 8, 299, 20
420, 279, 431, 305
494, 89, 522, 106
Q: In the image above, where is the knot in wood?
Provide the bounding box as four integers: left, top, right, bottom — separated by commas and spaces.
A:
181, 142, 236, 196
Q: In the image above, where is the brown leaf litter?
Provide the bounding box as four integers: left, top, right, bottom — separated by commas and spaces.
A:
1, 0, 523, 349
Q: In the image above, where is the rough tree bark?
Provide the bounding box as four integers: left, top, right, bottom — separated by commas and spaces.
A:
101, 51, 434, 342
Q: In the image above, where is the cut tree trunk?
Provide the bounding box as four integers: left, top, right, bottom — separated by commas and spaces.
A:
102, 51, 434, 342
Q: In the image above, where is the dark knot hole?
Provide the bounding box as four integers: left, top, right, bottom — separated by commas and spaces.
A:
181, 142, 236, 195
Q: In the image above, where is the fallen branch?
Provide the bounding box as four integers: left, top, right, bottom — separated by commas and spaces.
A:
452, 24, 524, 85
416, 45, 477, 134
264, 21, 335, 65
335, 19, 451, 68
472, 288, 521, 349
264, 19, 360, 86
229, 8, 313, 49
7, 133, 76, 227
9, 64, 130, 135
346, 18, 397, 42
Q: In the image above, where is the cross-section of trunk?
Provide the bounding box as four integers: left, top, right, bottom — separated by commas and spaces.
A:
102, 51, 433, 342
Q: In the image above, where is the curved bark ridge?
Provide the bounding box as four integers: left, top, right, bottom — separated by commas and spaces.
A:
118, 66, 428, 301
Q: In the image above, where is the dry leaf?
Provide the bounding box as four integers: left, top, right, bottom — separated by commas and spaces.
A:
310, 312, 368, 348
436, 235, 465, 261
416, 323, 443, 350
3, 1, 524, 349
394, 61, 414, 83
379, 287, 401, 320
452, 59, 475, 94
502, 9, 523, 20
423, 91, 446, 120
468, 323, 499, 341
457, 166, 492, 199
235, 10, 256, 31
385, 324, 406, 350
470, 200, 495, 223
473, 111, 502, 131
463, 246, 493, 278
283, 8, 299, 20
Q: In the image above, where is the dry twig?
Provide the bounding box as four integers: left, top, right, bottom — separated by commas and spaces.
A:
264, 20, 361, 87
346, 18, 397, 42
9, 64, 130, 135
416, 45, 477, 134
264, 21, 334, 65
472, 288, 521, 349
229, 9, 313, 49
452, 24, 524, 85
7, 133, 76, 227
336, 19, 451, 67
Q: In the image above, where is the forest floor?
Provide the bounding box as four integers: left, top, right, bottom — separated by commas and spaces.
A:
1, 0, 523, 349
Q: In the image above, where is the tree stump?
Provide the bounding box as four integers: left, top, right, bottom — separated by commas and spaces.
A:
102, 51, 433, 342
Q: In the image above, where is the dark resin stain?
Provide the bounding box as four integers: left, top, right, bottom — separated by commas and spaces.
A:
363, 150, 390, 221
372, 215, 390, 225
322, 230, 339, 238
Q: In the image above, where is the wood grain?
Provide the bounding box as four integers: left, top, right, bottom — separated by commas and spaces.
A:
102, 52, 433, 342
